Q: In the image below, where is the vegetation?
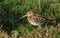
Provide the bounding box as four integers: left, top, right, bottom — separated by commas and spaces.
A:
0, 0, 60, 38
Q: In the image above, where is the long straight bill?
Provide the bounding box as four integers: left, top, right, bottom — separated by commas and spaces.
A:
16, 15, 27, 21
20, 15, 27, 19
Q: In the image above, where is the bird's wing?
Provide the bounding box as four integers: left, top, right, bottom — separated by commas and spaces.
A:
33, 14, 46, 23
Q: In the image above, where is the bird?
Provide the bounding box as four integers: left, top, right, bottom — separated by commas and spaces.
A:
18, 10, 56, 26
20, 11, 46, 26
26, 11, 46, 26
19, 10, 56, 37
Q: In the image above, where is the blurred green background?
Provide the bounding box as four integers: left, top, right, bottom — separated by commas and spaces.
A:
0, 0, 60, 38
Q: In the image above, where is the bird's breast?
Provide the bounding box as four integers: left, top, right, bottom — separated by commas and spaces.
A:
27, 16, 42, 26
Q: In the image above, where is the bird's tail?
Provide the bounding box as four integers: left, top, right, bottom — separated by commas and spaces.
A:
46, 17, 57, 25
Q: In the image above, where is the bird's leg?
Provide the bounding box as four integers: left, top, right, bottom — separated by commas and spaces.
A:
45, 23, 49, 38
36, 25, 42, 38
33, 25, 42, 38
38, 25, 41, 29
58, 23, 60, 32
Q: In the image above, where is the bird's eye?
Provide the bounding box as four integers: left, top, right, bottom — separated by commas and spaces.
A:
38, 16, 40, 17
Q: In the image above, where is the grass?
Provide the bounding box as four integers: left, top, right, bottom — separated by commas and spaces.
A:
0, 0, 60, 38
0, 24, 60, 38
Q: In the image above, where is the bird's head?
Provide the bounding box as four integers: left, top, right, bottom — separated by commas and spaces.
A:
20, 11, 33, 19
26, 11, 33, 16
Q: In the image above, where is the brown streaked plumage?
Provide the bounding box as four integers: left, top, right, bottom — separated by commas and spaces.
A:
20, 11, 56, 26
27, 12, 46, 26
20, 11, 47, 26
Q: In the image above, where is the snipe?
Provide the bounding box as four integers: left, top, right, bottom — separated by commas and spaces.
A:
19, 11, 56, 38
18, 10, 56, 26
20, 11, 47, 26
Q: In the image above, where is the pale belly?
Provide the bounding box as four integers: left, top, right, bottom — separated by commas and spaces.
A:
27, 19, 42, 26
29, 21, 39, 25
